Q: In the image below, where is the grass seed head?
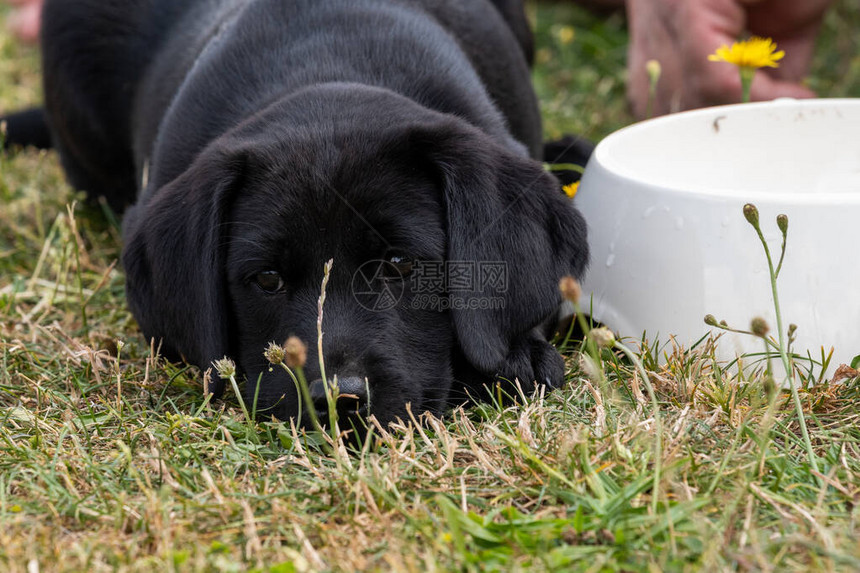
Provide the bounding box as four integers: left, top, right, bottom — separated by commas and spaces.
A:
213, 357, 236, 379
284, 336, 308, 369
559, 275, 582, 304
750, 316, 770, 337
264, 341, 286, 365
743, 203, 760, 228
590, 327, 616, 348
777, 213, 789, 235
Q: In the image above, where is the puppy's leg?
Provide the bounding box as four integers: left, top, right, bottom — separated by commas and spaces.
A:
486, 0, 535, 64
0, 107, 51, 150
39, 0, 139, 211
495, 330, 567, 394
452, 330, 566, 405
39, 0, 189, 212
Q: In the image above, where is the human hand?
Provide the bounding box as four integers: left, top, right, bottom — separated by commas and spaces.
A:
626, 0, 834, 118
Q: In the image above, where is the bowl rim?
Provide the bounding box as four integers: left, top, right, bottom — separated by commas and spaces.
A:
588, 98, 860, 205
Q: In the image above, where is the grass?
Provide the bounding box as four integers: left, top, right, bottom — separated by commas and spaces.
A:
2, 1, 860, 571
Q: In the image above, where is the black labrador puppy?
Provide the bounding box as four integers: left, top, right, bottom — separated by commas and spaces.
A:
3, 0, 588, 427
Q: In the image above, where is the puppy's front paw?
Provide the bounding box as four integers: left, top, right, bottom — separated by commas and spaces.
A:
496, 330, 566, 395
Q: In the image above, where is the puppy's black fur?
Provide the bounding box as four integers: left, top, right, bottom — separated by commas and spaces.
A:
4, 0, 588, 427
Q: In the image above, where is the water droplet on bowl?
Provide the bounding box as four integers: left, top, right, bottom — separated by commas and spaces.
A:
605, 254, 616, 267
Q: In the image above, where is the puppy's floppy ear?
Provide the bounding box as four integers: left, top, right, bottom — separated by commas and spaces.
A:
122, 142, 246, 397
409, 120, 589, 374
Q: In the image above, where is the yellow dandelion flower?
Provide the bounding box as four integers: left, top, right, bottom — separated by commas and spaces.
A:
708, 37, 784, 69
645, 59, 662, 80
645, 60, 662, 118
562, 181, 579, 198
557, 26, 575, 46
708, 37, 785, 103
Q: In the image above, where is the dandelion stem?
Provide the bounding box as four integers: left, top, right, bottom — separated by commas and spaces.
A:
740, 67, 755, 104
645, 59, 661, 119
228, 374, 253, 429
746, 207, 818, 474
544, 162, 585, 174
775, 215, 789, 279
297, 367, 326, 440
707, 320, 782, 352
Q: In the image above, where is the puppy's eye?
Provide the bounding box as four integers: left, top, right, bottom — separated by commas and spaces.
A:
387, 254, 414, 277
253, 271, 284, 293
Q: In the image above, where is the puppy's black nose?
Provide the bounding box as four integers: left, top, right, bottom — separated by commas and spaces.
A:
309, 376, 368, 423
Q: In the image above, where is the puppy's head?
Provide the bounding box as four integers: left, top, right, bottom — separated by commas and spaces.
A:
122, 86, 588, 428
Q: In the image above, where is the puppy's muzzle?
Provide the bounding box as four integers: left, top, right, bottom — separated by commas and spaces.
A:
309, 376, 369, 427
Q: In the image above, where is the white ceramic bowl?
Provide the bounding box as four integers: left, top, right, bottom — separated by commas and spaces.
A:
576, 98, 860, 373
